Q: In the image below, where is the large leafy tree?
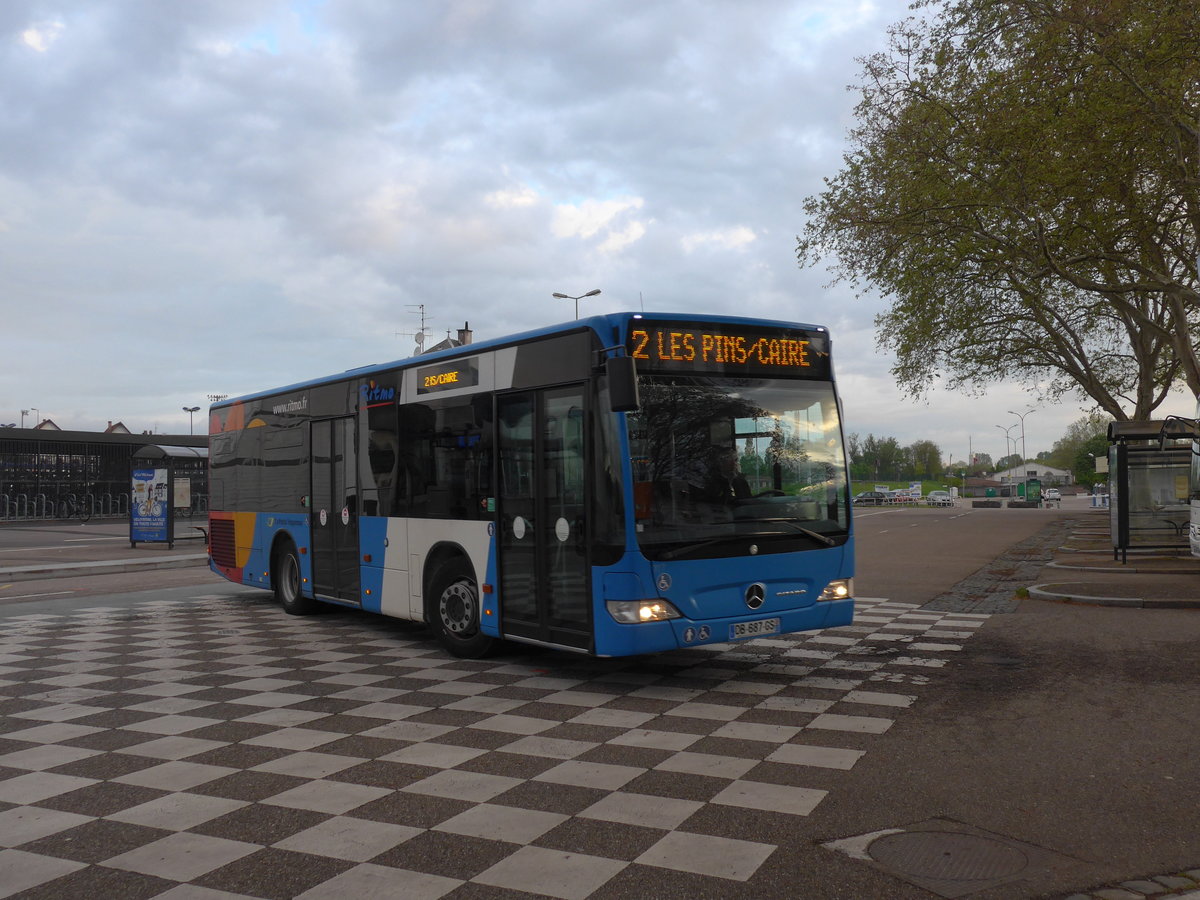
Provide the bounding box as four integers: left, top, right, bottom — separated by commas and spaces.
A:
1046, 411, 1112, 483
908, 439, 943, 478
798, 0, 1200, 419
1045, 411, 1110, 469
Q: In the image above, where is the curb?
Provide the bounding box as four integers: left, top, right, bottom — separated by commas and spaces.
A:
1055, 545, 1191, 557
0, 555, 208, 583
1045, 561, 1200, 575
1028, 584, 1200, 609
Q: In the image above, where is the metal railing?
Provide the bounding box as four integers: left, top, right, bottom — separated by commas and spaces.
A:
0, 492, 141, 522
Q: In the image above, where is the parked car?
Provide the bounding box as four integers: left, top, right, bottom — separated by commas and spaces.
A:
853, 490, 890, 506
926, 490, 953, 506
1043, 488, 1061, 501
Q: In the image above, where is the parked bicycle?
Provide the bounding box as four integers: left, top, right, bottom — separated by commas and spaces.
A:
57, 495, 92, 524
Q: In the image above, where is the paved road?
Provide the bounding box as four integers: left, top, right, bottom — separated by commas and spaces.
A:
0, 520, 211, 602
0, 520, 205, 556
0, 505, 1196, 899
845, 505, 1200, 898
851, 502, 1077, 605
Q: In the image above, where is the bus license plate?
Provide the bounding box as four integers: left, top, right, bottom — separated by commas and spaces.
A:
729, 618, 781, 640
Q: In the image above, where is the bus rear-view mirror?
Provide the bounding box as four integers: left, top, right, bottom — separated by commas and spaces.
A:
606, 355, 640, 412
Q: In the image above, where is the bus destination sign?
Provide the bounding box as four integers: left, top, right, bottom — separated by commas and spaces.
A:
416, 358, 480, 394
627, 320, 830, 378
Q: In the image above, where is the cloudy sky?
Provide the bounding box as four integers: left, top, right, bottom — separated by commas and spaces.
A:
2, 1, 1190, 462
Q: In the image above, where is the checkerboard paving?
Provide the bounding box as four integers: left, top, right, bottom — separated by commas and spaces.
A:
0, 591, 988, 899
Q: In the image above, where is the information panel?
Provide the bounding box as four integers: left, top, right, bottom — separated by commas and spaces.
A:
627, 320, 831, 378
131, 467, 170, 543
416, 358, 480, 394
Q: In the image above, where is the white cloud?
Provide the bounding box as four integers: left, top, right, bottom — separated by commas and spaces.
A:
681, 226, 757, 254
599, 219, 647, 254
20, 21, 63, 53
485, 185, 539, 209
552, 197, 645, 240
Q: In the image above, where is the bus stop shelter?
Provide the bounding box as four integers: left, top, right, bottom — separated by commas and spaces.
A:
1107, 418, 1194, 563
130, 444, 208, 549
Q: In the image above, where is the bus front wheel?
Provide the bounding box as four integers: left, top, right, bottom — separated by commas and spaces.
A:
275, 540, 318, 615
430, 559, 494, 659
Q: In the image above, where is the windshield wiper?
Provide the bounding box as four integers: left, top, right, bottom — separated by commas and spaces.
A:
659, 523, 838, 560
751, 518, 838, 546
660, 537, 731, 560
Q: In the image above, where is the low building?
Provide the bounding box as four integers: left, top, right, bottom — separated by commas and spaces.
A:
994, 463, 1073, 488
962, 476, 1004, 498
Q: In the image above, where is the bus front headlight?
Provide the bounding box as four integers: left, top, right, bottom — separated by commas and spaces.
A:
606, 599, 682, 624
818, 579, 853, 601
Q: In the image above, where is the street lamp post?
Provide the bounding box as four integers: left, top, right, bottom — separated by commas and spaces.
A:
995, 424, 1017, 478
551, 288, 601, 320
1007, 408, 1034, 500
20, 410, 27, 428
182, 406, 201, 435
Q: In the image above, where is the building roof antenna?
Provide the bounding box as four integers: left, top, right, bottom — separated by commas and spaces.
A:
395, 304, 432, 356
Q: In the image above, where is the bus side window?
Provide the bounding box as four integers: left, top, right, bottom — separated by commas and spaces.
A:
364, 429, 398, 517
209, 431, 238, 510
365, 407, 399, 518
235, 424, 264, 511
395, 404, 434, 517
261, 423, 305, 513
396, 399, 493, 521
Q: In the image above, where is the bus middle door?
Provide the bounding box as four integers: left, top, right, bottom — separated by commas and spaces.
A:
497, 386, 591, 650
311, 417, 362, 605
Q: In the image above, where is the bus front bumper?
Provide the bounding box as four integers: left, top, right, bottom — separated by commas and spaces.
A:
595, 598, 855, 656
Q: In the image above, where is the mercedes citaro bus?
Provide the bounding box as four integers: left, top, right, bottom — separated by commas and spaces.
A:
207, 312, 855, 657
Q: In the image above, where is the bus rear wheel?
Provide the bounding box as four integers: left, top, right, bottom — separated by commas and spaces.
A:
275, 539, 318, 615
430, 559, 494, 659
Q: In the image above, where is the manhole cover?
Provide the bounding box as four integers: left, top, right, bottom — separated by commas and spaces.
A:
869, 831, 1029, 880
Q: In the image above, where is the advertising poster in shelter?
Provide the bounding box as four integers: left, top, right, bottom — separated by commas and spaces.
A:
131, 467, 170, 543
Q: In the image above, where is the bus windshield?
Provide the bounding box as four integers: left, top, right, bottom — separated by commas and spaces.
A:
628, 375, 849, 560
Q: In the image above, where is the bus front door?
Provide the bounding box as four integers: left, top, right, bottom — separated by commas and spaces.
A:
497, 386, 591, 650
311, 417, 361, 605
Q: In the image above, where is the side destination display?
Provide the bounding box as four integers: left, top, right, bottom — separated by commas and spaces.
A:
628, 320, 831, 378
417, 358, 480, 394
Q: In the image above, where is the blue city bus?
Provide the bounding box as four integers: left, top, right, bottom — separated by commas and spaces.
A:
207, 312, 854, 657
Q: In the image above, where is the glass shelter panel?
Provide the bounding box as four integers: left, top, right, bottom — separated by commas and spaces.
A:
1125, 450, 1190, 547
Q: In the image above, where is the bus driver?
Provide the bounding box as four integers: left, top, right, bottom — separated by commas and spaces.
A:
705, 447, 751, 503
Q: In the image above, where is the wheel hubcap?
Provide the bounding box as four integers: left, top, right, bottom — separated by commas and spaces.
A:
440, 580, 476, 635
